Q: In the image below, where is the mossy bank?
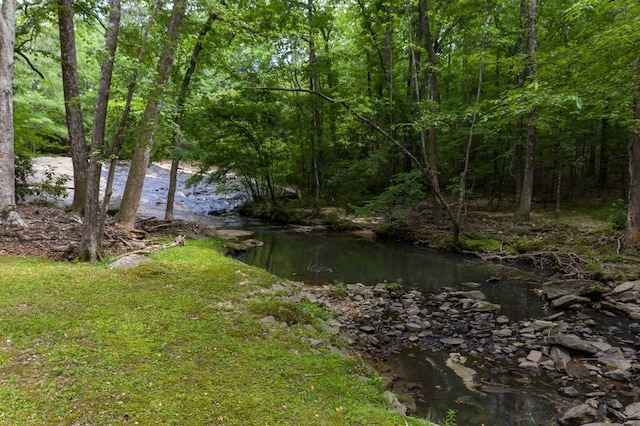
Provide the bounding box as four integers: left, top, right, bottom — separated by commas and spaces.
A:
0, 238, 431, 425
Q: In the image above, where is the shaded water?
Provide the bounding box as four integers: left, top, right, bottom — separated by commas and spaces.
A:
236, 224, 546, 320
235, 222, 563, 424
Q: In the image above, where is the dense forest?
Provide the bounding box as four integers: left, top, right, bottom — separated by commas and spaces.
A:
1, 0, 639, 260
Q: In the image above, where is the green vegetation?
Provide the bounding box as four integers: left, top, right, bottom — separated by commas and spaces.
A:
0, 239, 430, 425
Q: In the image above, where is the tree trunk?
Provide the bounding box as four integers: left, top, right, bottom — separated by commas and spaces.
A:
101, 0, 161, 227
455, 6, 487, 245
58, 0, 89, 213
0, 0, 22, 226
116, 0, 187, 228
308, 0, 321, 215
79, 0, 121, 261
166, 13, 214, 221
623, 58, 640, 254
514, 0, 537, 222
513, 0, 527, 204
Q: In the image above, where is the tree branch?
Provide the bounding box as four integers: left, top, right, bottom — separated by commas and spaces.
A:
15, 50, 45, 79
246, 86, 423, 168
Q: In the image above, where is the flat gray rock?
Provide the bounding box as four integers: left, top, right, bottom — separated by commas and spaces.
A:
108, 254, 150, 269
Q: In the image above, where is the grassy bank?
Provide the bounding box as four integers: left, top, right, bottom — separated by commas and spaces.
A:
0, 238, 430, 425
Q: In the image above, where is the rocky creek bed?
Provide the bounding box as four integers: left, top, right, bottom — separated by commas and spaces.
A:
269, 277, 640, 425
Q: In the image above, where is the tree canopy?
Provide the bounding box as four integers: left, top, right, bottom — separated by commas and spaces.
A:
7, 0, 640, 253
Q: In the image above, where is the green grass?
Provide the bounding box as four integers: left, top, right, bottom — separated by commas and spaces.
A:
0, 239, 430, 425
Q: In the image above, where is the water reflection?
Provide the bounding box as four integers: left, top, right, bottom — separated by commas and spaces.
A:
236, 227, 545, 320
381, 350, 562, 425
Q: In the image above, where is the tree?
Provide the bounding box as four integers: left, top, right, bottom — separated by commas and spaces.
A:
116, 0, 187, 228
166, 12, 215, 221
0, 0, 23, 227
79, 0, 121, 261
58, 0, 89, 213
514, 0, 537, 222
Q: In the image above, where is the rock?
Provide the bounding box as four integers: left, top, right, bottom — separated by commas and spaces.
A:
450, 290, 486, 300
550, 346, 572, 372
445, 353, 477, 391
543, 279, 610, 300
559, 386, 580, 398
545, 334, 599, 354
215, 229, 254, 240
551, 294, 592, 308
625, 402, 640, 420
440, 337, 465, 345
493, 328, 513, 338
581, 424, 623, 426
526, 349, 544, 363
518, 359, 539, 369
496, 315, 510, 324
108, 254, 150, 269
599, 348, 632, 371
601, 300, 640, 316
384, 391, 407, 416
471, 301, 501, 313
460, 281, 483, 288
604, 369, 633, 381
559, 403, 598, 425
612, 280, 640, 294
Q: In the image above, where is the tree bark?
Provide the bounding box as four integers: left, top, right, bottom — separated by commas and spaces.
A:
623, 58, 640, 254
79, 0, 121, 261
166, 13, 214, 221
0, 0, 22, 226
101, 0, 161, 228
514, 0, 537, 222
116, 0, 187, 228
58, 0, 89, 213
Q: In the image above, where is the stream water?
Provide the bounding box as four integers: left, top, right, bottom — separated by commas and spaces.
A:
233, 222, 562, 425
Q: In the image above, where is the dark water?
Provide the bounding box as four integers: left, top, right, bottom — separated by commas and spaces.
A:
236, 224, 546, 320
234, 222, 564, 424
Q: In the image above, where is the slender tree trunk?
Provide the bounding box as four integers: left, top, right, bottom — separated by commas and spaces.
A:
307, 0, 321, 214
58, 0, 88, 213
455, 6, 486, 245
514, 0, 537, 222
599, 118, 609, 188
0, 0, 22, 226
513, 0, 527, 205
623, 58, 640, 254
101, 0, 161, 228
116, 0, 187, 228
79, 0, 121, 261
166, 13, 214, 221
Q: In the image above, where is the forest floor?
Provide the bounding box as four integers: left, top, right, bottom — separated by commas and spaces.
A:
396, 199, 639, 282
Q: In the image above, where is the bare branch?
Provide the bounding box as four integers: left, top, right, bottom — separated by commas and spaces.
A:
246, 86, 423, 168
15, 50, 45, 79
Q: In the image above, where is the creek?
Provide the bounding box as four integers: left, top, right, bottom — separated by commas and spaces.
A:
35, 158, 627, 425
232, 221, 568, 425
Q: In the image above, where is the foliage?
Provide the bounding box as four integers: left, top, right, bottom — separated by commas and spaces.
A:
441, 409, 457, 426
14, 155, 70, 202
357, 170, 426, 219
0, 240, 430, 425
11, 0, 640, 231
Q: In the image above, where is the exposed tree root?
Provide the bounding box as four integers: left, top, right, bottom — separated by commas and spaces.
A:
475, 250, 593, 278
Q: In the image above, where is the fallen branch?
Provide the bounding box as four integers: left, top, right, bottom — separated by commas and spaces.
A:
113, 235, 187, 259
475, 250, 592, 277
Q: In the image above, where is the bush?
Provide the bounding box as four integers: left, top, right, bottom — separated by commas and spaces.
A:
15, 155, 70, 203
